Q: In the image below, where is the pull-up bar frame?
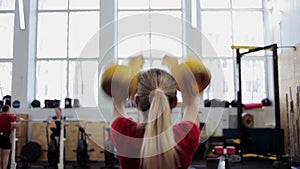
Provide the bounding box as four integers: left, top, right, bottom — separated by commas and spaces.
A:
232, 43, 282, 160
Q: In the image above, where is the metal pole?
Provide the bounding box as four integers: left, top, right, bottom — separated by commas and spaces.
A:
286, 93, 290, 159
10, 111, 18, 169
296, 86, 300, 161
289, 87, 295, 164
272, 44, 283, 160
58, 113, 65, 169
236, 49, 245, 151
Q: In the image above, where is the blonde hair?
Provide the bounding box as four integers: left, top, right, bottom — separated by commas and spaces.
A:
137, 68, 180, 169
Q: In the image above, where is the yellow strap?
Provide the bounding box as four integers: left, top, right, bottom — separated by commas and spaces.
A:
243, 154, 276, 160
231, 45, 273, 51
232, 139, 240, 144
231, 45, 259, 50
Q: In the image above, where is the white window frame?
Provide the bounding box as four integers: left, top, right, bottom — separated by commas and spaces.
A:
35, 0, 101, 107
0, 0, 15, 99
116, 0, 185, 67
198, 0, 269, 103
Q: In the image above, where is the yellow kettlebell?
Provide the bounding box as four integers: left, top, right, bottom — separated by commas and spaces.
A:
163, 55, 211, 93
100, 55, 144, 99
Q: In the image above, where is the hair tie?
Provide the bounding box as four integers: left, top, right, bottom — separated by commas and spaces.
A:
149, 88, 164, 103
154, 88, 164, 94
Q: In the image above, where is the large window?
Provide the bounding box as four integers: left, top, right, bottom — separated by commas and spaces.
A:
34, 0, 268, 107
200, 0, 266, 103
117, 0, 267, 104
0, 0, 15, 98
117, 0, 183, 70
36, 0, 100, 107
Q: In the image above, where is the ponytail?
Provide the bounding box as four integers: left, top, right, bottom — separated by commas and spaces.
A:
140, 90, 180, 169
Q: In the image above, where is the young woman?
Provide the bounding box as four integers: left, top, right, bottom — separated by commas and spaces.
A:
0, 105, 19, 169
110, 68, 201, 169
52, 107, 64, 137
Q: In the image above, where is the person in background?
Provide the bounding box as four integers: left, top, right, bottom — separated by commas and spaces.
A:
52, 107, 67, 164
52, 107, 66, 138
110, 68, 201, 169
0, 105, 20, 169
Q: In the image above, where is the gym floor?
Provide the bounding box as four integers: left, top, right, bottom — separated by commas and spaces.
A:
25, 158, 275, 169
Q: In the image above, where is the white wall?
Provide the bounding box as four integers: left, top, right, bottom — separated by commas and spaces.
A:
280, 0, 300, 46
12, 0, 37, 108
269, 0, 300, 47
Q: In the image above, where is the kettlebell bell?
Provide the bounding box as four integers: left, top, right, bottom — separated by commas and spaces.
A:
100, 55, 144, 99
163, 55, 211, 93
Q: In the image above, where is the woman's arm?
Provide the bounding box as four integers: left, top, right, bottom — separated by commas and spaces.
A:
112, 99, 127, 120
180, 82, 200, 126
10, 115, 21, 128
182, 98, 199, 126
11, 121, 21, 128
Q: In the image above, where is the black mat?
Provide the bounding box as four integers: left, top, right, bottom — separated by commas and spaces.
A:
26, 158, 274, 169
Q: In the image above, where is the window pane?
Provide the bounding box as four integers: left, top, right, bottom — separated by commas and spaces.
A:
151, 11, 182, 31
150, 0, 181, 9
118, 12, 150, 43
0, 0, 15, 10
37, 13, 67, 58
232, 12, 264, 47
151, 35, 182, 58
241, 59, 266, 103
232, 0, 262, 8
70, 0, 100, 9
201, 11, 232, 57
118, 11, 182, 58
118, 35, 150, 58
0, 14, 14, 58
151, 59, 168, 71
150, 11, 182, 58
200, 0, 230, 8
118, 0, 149, 9
118, 11, 146, 20
0, 62, 12, 98
69, 61, 98, 107
69, 12, 99, 58
118, 12, 150, 58
38, 0, 68, 10
36, 61, 67, 104
202, 59, 234, 101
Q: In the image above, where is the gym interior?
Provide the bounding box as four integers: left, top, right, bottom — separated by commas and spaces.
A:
1, 0, 300, 169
